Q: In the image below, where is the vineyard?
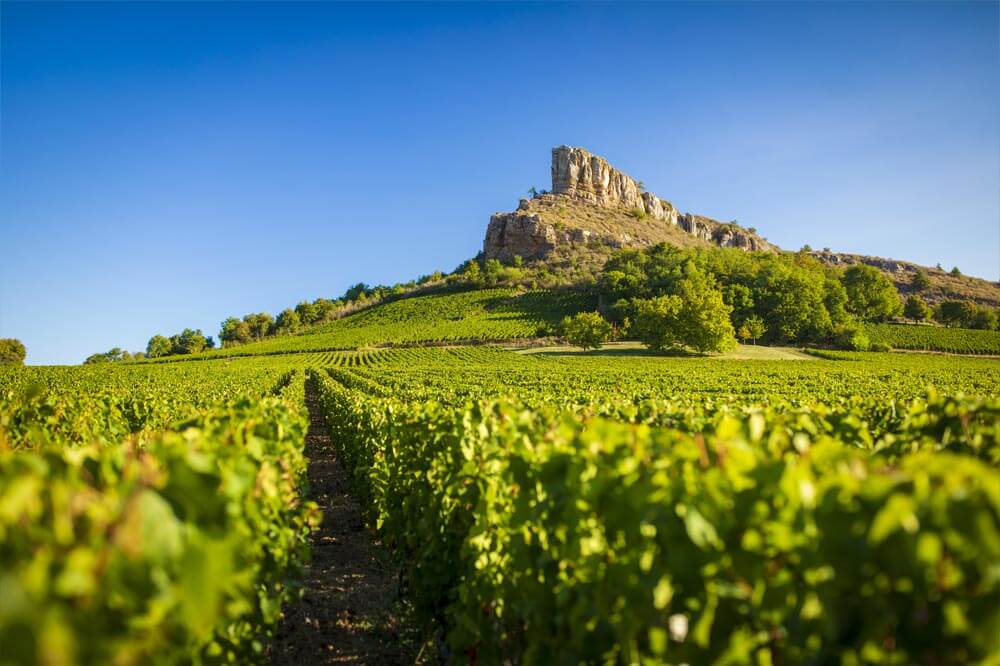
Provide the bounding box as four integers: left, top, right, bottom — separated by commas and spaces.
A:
157, 289, 592, 361
2, 345, 999, 663
863, 322, 1000, 355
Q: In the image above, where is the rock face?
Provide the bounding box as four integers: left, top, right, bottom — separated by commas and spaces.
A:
551, 146, 679, 224
483, 146, 774, 261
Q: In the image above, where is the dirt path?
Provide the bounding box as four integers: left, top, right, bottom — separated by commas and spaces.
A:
270, 381, 417, 665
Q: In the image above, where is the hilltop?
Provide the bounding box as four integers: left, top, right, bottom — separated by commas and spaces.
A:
483, 146, 1000, 307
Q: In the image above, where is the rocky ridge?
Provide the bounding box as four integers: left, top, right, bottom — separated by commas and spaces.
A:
483, 146, 775, 262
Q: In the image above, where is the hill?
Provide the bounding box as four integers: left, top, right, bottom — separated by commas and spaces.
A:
151, 288, 591, 361
484, 146, 1000, 307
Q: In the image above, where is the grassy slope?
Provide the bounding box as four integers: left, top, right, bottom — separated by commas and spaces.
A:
161, 288, 594, 360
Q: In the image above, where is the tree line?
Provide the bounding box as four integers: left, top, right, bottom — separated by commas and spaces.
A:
558, 244, 999, 353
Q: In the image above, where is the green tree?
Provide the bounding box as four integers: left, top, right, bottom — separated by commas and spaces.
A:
312, 298, 337, 322
294, 301, 319, 325
910, 269, 931, 292
0, 338, 26, 365
950, 266, 962, 276
559, 312, 613, 350
722, 283, 754, 323
934, 300, 975, 327
243, 313, 275, 340
220, 317, 252, 347
84, 347, 130, 364
754, 262, 832, 342
967, 306, 998, 331
737, 315, 767, 345
343, 283, 370, 302
146, 335, 172, 358
842, 265, 903, 321
673, 268, 738, 352
630, 295, 684, 351
171, 328, 209, 355
274, 308, 301, 336
903, 295, 932, 323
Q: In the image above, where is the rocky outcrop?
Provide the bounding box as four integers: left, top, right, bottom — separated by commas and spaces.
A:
682, 214, 773, 252
483, 146, 775, 261
551, 146, 680, 224
484, 211, 600, 262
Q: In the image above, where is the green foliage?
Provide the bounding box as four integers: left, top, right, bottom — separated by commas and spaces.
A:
170, 328, 211, 355
736, 314, 766, 344
911, 269, 931, 292
157, 289, 593, 360
864, 323, 1000, 355
145, 334, 172, 359
311, 357, 1000, 664
935, 300, 998, 330
842, 264, 903, 321
274, 308, 301, 336
83, 347, 134, 364
559, 312, 612, 350
0, 339, 26, 366
598, 243, 849, 344
220, 316, 253, 346
0, 366, 318, 663
630, 295, 684, 351
671, 267, 737, 352
903, 294, 932, 322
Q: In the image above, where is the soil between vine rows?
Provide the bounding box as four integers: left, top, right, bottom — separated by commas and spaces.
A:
269, 381, 418, 665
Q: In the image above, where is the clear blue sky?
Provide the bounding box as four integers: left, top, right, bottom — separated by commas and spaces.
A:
2, 2, 998, 365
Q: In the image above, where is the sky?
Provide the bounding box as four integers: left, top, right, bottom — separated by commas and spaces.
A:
2, 2, 998, 365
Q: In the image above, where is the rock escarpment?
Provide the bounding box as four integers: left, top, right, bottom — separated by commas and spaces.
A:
483, 146, 774, 262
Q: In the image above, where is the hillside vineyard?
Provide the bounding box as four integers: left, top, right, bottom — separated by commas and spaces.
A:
2, 342, 999, 663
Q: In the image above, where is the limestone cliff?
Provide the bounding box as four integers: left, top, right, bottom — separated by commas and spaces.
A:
483, 146, 774, 262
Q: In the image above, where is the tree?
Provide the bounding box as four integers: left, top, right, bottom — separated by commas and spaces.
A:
630, 295, 684, 351
146, 335, 172, 358
274, 308, 301, 336
673, 267, 738, 353
903, 295, 932, 323
220, 317, 252, 347
0, 338, 26, 365
630, 268, 737, 354
313, 298, 337, 322
171, 328, 209, 355
294, 301, 319, 325
722, 283, 754, 323
84, 347, 130, 364
754, 262, 832, 342
737, 315, 767, 345
344, 283, 370, 302
243, 312, 275, 340
967, 306, 998, 331
910, 269, 931, 292
950, 266, 962, 276
559, 312, 612, 350
842, 265, 902, 322
934, 300, 975, 327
